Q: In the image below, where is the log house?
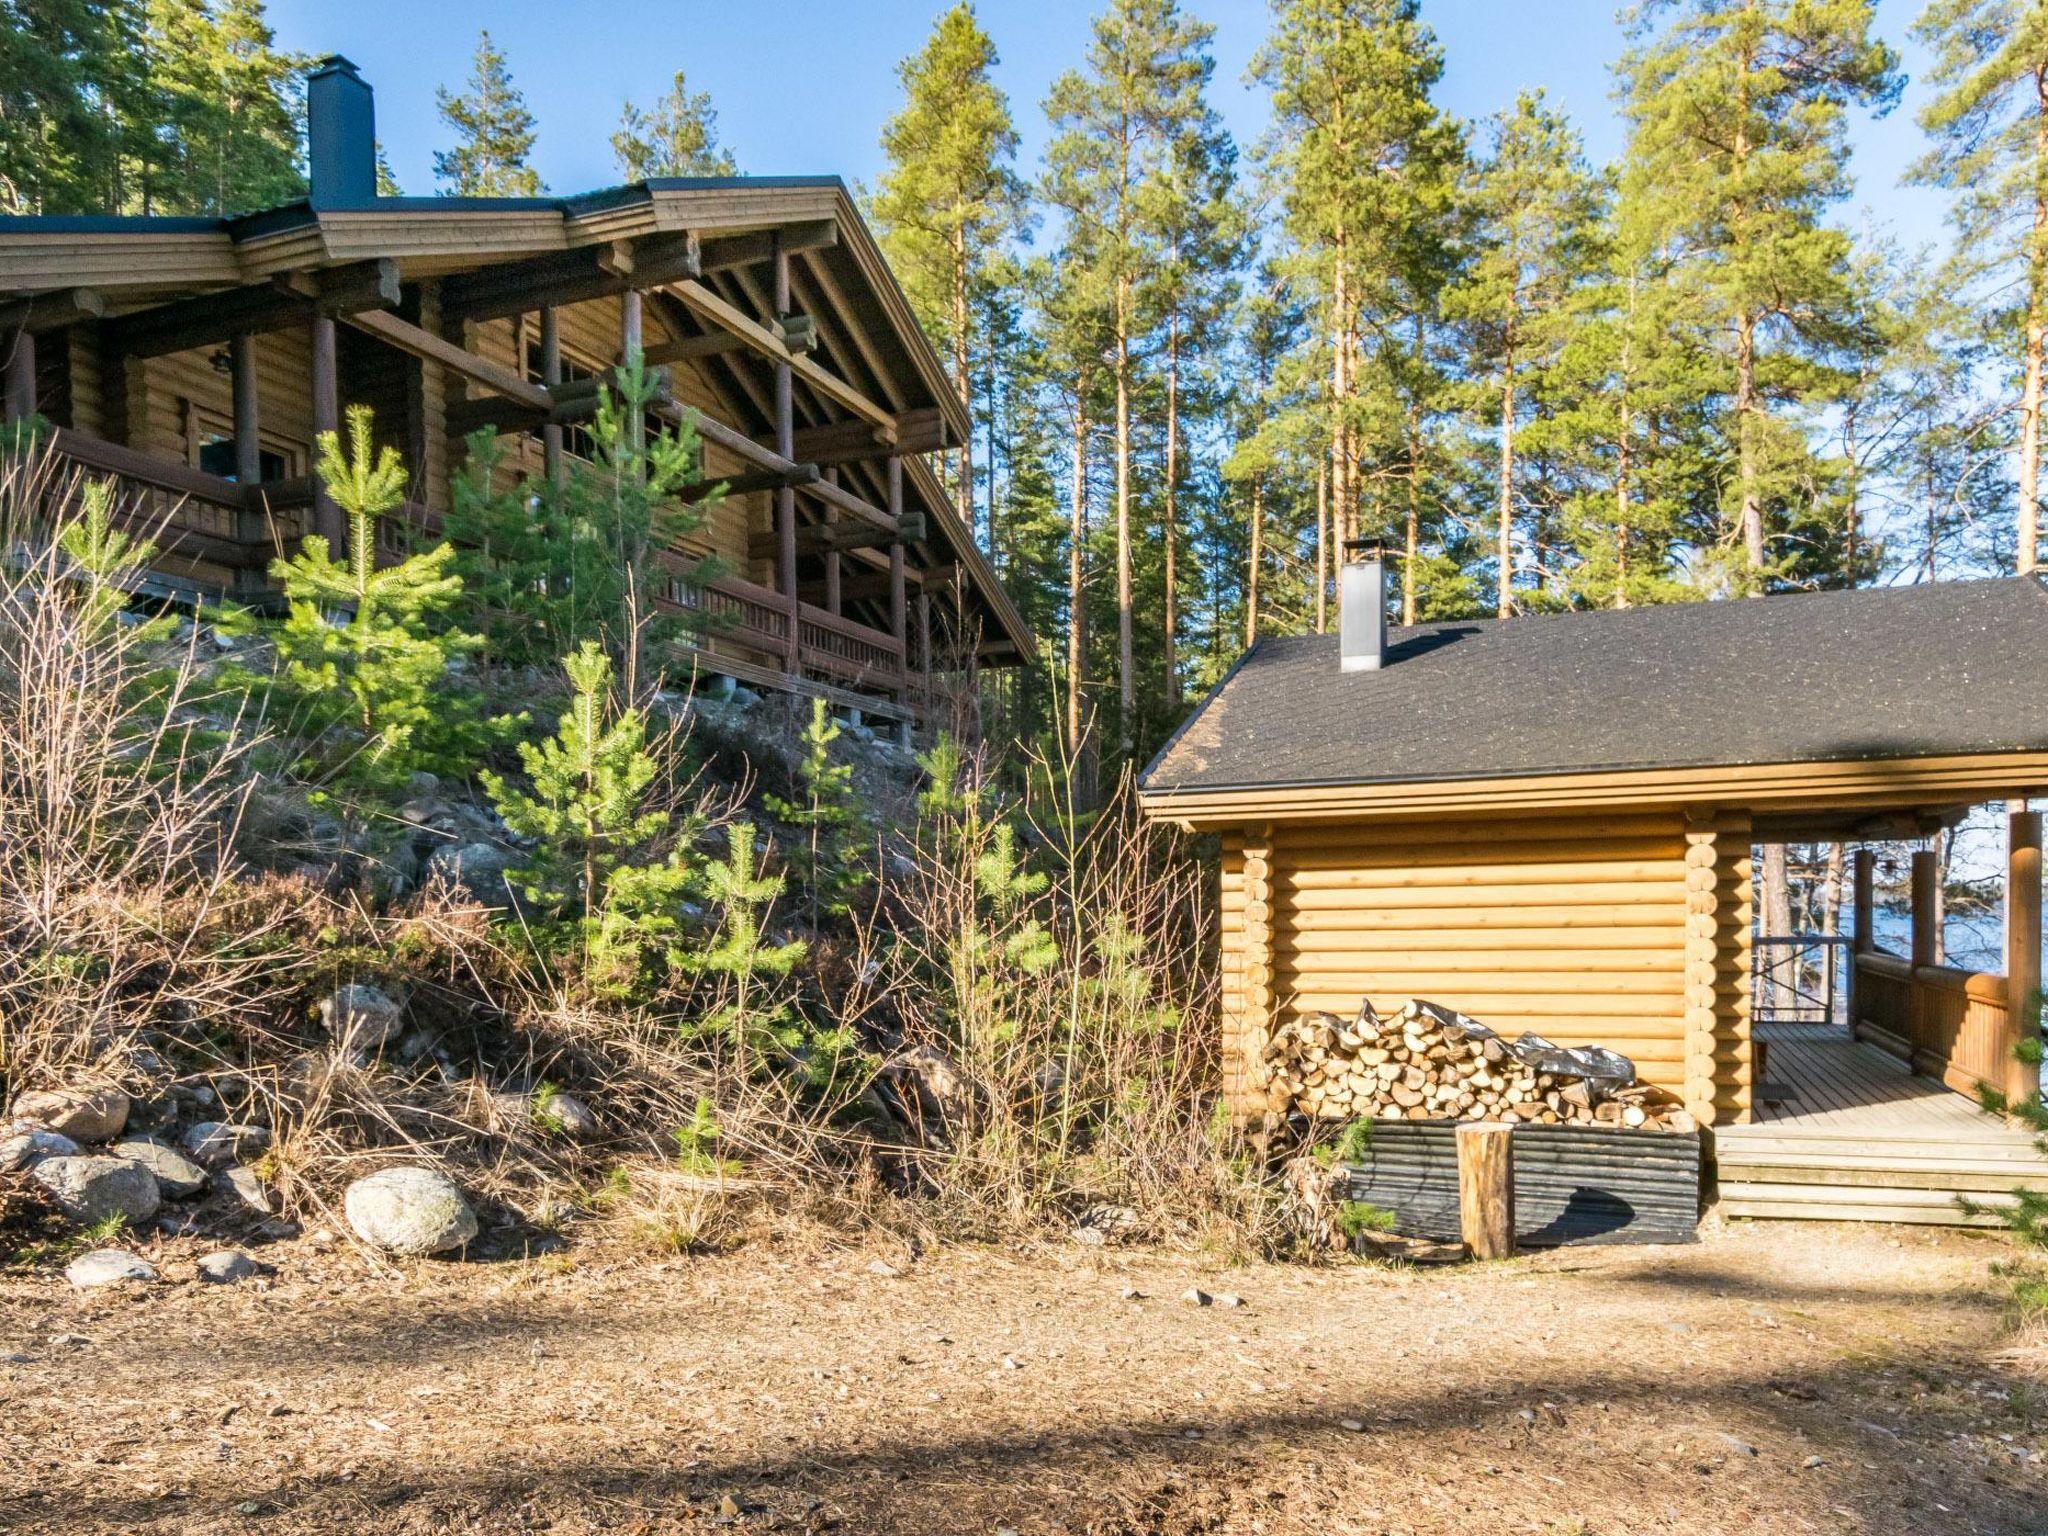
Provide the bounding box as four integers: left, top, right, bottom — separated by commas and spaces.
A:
0, 57, 1029, 733
1142, 550, 2048, 1224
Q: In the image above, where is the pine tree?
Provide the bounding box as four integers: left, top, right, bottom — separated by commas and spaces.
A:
1616, 0, 1900, 595
872, 3, 1026, 526
484, 641, 695, 994
1251, 0, 1465, 622
147, 0, 304, 215
1136, 15, 1242, 705
762, 698, 871, 930
445, 354, 724, 690
0, 0, 145, 213
1043, 0, 1214, 760
1443, 91, 1601, 617
613, 69, 736, 180
234, 406, 497, 801
677, 823, 818, 1074
1912, 0, 2048, 573
434, 30, 543, 196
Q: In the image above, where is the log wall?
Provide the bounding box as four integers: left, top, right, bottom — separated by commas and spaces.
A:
1221, 810, 1741, 1119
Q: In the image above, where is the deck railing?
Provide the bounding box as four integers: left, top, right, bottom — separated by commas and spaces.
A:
1853, 948, 2011, 1097
1752, 933, 1853, 1028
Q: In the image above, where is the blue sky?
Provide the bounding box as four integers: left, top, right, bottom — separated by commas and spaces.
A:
268, 0, 1949, 245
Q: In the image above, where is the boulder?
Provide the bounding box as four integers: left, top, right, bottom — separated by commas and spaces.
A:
10, 1086, 129, 1144
65, 1249, 156, 1289
181, 1121, 269, 1168
1, 1125, 82, 1172
882, 1044, 974, 1127
214, 1164, 272, 1214
425, 842, 514, 906
343, 1166, 477, 1256
537, 1090, 598, 1140
31, 1155, 160, 1228
112, 1139, 209, 1200
196, 1249, 261, 1284
317, 984, 405, 1049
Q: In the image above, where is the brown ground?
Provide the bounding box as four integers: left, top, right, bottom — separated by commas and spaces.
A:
0, 1219, 2042, 1536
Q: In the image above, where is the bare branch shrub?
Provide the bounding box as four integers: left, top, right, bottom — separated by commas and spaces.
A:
0, 449, 304, 1095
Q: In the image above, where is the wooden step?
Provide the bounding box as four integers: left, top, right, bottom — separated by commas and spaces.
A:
1713, 1158, 2048, 1193
1716, 1179, 2017, 1227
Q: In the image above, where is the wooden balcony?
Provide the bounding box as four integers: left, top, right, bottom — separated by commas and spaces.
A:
29, 428, 921, 721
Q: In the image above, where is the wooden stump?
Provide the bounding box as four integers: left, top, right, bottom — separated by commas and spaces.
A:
1456, 1122, 1515, 1261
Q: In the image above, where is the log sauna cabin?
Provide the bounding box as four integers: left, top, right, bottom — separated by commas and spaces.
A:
1140, 549, 2048, 1228
0, 57, 1030, 738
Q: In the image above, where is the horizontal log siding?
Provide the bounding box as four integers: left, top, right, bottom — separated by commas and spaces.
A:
1259, 813, 1693, 1104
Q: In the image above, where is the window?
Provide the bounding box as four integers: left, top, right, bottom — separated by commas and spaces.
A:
197, 434, 288, 485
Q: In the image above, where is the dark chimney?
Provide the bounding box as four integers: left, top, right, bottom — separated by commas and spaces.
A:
307, 56, 376, 206
1339, 540, 1387, 672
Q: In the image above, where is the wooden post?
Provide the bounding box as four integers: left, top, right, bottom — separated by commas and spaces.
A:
538, 305, 563, 486
888, 455, 908, 713
917, 590, 932, 700
309, 312, 342, 550
1456, 1122, 1515, 1261
772, 236, 799, 670
3, 327, 34, 421
823, 472, 842, 615
230, 332, 262, 484
2008, 809, 2042, 1109
1851, 847, 1875, 955
1911, 848, 1938, 970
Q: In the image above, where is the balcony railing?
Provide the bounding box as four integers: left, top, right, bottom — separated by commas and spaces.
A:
1853, 948, 2012, 1098
31, 428, 919, 713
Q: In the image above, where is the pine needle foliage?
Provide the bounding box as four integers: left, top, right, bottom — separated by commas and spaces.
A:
483, 640, 695, 995
762, 698, 870, 929
226, 405, 502, 802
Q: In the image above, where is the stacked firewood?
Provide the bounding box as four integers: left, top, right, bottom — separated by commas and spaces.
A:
1259, 999, 1693, 1133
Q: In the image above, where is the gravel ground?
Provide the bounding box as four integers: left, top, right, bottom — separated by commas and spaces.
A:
0, 1218, 2042, 1535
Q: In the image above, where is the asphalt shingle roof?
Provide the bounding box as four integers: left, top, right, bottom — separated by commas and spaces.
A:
1142, 576, 2048, 794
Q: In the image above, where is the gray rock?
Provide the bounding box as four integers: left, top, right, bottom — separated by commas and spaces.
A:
196, 1249, 261, 1284
31, 1156, 160, 1228
537, 1090, 598, 1140
343, 1166, 477, 1256
425, 841, 513, 906
318, 984, 404, 1049
214, 1164, 272, 1214
1, 1125, 82, 1172
181, 1121, 269, 1168
112, 1138, 209, 1199
65, 1249, 156, 1289
10, 1086, 129, 1143
405, 770, 441, 799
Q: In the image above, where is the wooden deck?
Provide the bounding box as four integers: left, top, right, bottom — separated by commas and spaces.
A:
1715, 1024, 2048, 1225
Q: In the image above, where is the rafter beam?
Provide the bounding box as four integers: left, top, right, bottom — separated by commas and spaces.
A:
698, 221, 838, 274
792, 409, 947, 466
0, 288, 103, 334
750, 513, 924, 561
664, 278, 894, 432
101, 259, 398, 360
344, 306, 550, 409
438, 232, 703, 325
803, 563, 956, 603
684, 462, 820, 501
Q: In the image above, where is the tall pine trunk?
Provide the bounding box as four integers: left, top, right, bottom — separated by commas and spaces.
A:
1402, 311, 1423, 625
1245, 474, 1263, 648
2019, 63, 2047, 574
1067, 380, 1091, 794
1315, 452, 1329, 633
1164, 307, 1181, 706
951, 224, 973, 528
1114, 273, 1135, 760
1496, 324, 1516, 619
